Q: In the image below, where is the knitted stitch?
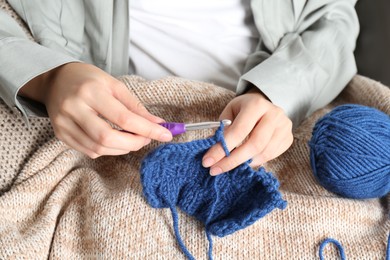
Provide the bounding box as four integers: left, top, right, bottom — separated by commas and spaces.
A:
0, 73, 389, 259
140, 124, 287, 259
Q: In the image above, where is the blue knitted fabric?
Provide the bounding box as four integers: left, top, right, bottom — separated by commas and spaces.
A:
140, 124, 286, 258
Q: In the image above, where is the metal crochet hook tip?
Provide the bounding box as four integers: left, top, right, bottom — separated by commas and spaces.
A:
185, 119, 231, 131
159, 119, 231, 136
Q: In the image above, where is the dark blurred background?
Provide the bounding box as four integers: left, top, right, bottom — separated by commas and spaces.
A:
355, 0, 390, 86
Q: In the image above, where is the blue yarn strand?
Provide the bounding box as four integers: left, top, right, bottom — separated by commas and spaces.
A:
203, 176, 221, 260
319, 238, 346, 260
216, 122, 230, 156
206, 231, 214, 260
387, 233, 390, 260
169, 205, 195, 260
319, 234, 390, 260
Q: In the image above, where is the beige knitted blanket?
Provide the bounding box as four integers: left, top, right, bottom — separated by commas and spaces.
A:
1, 1, 389, 258
0, 74, 389, 259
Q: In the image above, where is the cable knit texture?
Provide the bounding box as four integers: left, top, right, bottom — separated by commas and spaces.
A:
141, 124, 286, 239
0, 74, 389, 259
0, 2, 389, 258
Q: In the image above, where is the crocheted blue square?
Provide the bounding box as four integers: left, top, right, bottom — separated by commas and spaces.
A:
140, 126, 286, 238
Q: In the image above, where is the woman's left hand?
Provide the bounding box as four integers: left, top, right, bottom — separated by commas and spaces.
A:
202, 87, 294, 175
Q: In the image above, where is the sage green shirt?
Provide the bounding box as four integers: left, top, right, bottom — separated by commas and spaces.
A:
0, 0, 359, 126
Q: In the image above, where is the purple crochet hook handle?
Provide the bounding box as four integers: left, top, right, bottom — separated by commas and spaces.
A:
159, 120, 231, 136
159, 122, 186, 136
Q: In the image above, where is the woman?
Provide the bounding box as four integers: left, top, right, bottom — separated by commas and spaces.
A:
0, 0, 359, 175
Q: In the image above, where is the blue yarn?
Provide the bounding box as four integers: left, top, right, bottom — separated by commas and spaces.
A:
387, 233, 390, 260
170, 205, 195, 260
319, 238, 346, 260
309, 104, 390, 199
319, 234, 390, 260
206, 231, 213, 260
140, 123, 286, 259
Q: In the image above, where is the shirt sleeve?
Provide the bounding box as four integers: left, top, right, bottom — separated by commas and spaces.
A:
0, 9, 79, 122
237, 0, 359, 126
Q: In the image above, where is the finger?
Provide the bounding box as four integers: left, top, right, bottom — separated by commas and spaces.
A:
250, 131, 294, 167
65, 118, 136, 156
111, 81, 165, 124
208, 113, 280, 175
210, 113, 288, 175
202, 107, 263, 168
59, 133, 99, 158
89, 90, 172, 142
218, 104, 234, 123
54, 117, 136, 158
242, 109, 279, 155
60, 132, 130, 159
70, 105, 152, 151
208, 141, 256, 176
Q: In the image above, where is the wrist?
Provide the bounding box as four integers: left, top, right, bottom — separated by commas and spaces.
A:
246, 83, 270, 101
18, 63, 70, 105
18, 73, 49, 104
18, 64, 68, 104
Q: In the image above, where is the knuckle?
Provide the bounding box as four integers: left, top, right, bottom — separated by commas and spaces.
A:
249, 139, 264, 154
145, 127, 156, 139
76, 81, 94, 98
122, 96, 145, 115
52, 116, 67, 130
279, 120, 293, 138
287, 134, 294, 146
274, 107, 285, 118
250, 98, 263, 109
129, 142, 144, 152
231, 129, 247, 143
87, 152, 100, 159
117, 113, 131, 128
136, 100, 147, 112
91, 144, 105, 156
276, 106, 285, 114
249, 94, 264, 106
51, 115, 61, 127
260, 150, 272, 163
286, 118, 293, 129
113, 81, 126, 91
212, 145, 228, 161
224, 157, 241, 171
124, 138, 144, 152
208, 144, 219, 154
58, 99, 73, 115
96, 130, 112, 146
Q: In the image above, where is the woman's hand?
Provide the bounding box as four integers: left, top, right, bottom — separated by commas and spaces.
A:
202, 87, 293, 175
19, 62, 172, 158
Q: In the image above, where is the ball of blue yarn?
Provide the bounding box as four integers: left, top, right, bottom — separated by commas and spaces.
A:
309, 104, 390, 199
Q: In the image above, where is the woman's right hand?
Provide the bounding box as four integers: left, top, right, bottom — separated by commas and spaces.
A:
19, 62, 173, 158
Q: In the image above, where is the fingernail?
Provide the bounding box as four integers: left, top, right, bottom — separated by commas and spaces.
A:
159, 133, 172, 142
210, 167, 223, 176
202, 157, 215, 168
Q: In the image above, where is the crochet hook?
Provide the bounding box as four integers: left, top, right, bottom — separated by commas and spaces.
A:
159, 119, 232, 136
